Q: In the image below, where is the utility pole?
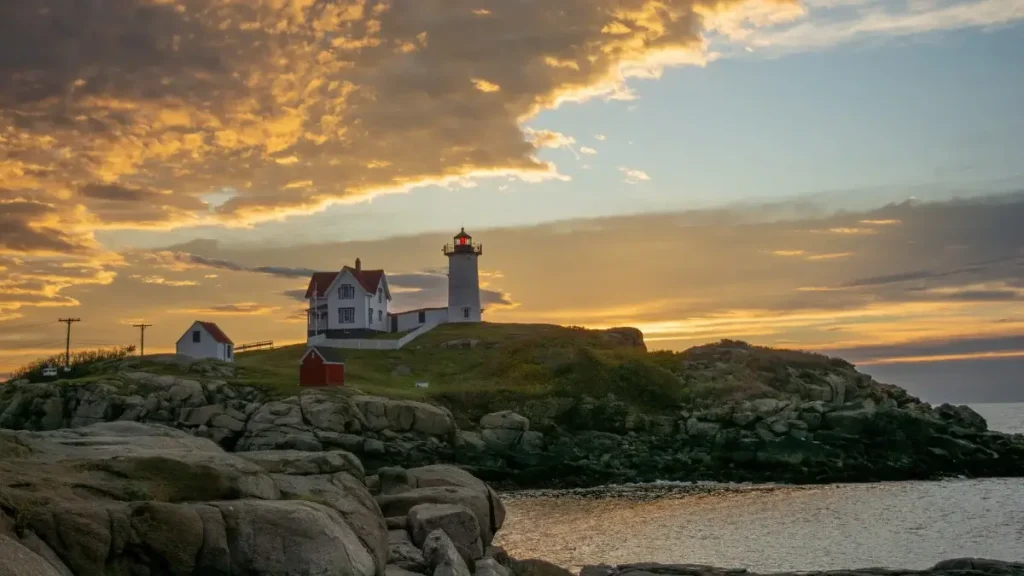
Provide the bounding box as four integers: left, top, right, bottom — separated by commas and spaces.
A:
132, 323, 152, 356
58, 318, 80, 369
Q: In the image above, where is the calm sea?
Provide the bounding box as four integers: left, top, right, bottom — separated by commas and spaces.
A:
495, 403, 1024, 573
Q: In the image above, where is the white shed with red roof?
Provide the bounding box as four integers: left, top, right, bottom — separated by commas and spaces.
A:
175, 321, 235, 362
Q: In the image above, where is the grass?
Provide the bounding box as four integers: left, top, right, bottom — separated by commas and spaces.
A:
230, 324, 860, 423
233, 322, 630, 399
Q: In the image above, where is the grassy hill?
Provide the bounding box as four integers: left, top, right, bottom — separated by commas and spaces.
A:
233, 323, 647, 398
224, 323, 862, 422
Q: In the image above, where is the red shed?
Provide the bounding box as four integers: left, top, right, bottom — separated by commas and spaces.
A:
299, 346, 345, 387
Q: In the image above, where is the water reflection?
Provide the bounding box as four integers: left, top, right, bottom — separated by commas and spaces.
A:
496, 480, 1024, 573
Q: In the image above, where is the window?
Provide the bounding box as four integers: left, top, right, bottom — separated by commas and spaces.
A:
378, 310, 383, 322
192, 330, 201, 343
338, 284, 355, 299
338, 307, 355, 323
369, 308, 374, 323
418, 311, 426, 323
378, 288, 382, 303
463, 307, 470, 319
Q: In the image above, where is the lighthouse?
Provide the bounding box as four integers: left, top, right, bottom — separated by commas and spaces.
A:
443, 228, 483, 323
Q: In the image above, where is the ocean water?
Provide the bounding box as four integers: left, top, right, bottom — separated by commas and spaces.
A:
495, 403, 1024, 573
974, 402, 1024, 435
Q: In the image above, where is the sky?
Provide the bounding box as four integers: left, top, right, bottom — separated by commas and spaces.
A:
1, 0, 1023, 401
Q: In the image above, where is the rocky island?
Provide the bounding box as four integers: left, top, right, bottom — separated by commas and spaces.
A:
2, 324, 1023, 574
2, 324, 1023, 489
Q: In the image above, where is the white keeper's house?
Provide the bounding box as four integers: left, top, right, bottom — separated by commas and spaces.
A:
304, 228, 483, 345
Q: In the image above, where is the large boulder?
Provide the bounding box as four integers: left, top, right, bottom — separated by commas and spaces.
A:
238, 449, 365, 479
375, 465, 505, 544
480, 411, 530, 448
213, 500, 377, 576
388, 529, 427, 572
236, 400, 323, 452
408, 504, 483, 563
0, 534, 62, 576
6, 421, 280, 502
0, 422, 389, 576
422, 529, 471, 576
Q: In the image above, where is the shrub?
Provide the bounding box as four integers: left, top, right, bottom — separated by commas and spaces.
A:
9, 345, 136, 382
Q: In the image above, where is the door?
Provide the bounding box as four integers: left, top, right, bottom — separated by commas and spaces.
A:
390, 314, 398, 333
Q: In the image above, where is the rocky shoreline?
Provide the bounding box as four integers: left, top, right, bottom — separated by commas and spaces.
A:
2, 354, 1023, 490
582, 559, 1024, 576
0, 420, 1021, 576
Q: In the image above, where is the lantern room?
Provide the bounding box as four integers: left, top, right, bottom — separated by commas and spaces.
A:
443, 228, 483, 256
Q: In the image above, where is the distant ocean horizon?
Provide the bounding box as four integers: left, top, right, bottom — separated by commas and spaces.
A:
972, 402, 1024, 434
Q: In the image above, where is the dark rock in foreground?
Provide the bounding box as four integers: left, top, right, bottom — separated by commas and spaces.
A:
581, 558, 1024, 576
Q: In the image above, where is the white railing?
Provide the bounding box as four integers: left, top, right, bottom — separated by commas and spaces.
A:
309, 320, 442, 350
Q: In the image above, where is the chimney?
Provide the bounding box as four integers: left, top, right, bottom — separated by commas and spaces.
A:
355, 258, 361, 271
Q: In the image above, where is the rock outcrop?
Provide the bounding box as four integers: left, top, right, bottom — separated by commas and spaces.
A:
0, 422, 384, 576
2, 355, 1023, 489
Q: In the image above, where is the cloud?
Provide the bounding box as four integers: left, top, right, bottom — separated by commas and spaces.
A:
742, 0, 1024, 52
595, 135, 607, 141
129, 275, 199, 287
388, 271, 519, 312
2, 0, 798, 242
148, 251, 316, 279
806, 252, 854, 261
771, 250, 807, 257
815, 227, 878, 235
175, 303, 278, 316
282, 289, 309, 302
580, 147, 598, 155
0, 196, 93, 256
620, 168, 652, 184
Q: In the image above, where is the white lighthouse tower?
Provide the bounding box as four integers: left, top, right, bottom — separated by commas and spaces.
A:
443, 228, 483, 323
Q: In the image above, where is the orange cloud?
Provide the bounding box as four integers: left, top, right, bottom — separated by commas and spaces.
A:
858, 350, 1024, 365
173, 303, 279, 316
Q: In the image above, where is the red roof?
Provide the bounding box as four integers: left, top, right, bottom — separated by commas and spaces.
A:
303, 267, 386, 299
304, 272, 339, 299
197, 321, 233, 344
348, 267, 384, 294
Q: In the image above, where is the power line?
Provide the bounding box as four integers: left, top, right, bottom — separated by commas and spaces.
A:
0, 340, 67, 352
0, 320, 63, 331
132, 323, 152, 356
58, 318, 80, 369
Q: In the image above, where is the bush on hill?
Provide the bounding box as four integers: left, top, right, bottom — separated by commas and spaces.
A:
8, 345, 137, 383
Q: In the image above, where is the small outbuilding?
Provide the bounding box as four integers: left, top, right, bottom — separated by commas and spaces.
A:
175, 321, 234, 362
299, 346, 345, 387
